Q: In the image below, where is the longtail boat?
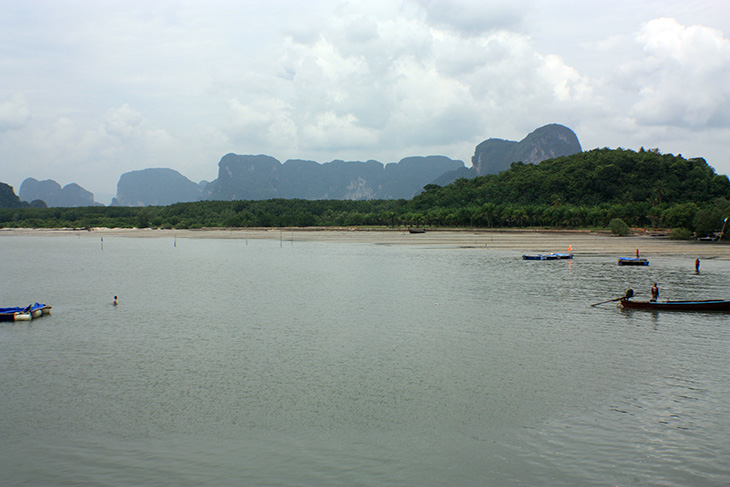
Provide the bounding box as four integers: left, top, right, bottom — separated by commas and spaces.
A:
619, 299, 730, 311
618, 257, 649, 266
523, 253, 573, 260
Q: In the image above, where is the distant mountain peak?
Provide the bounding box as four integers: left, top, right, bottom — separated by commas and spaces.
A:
19, 177, 97, 207
472, 123, 582, 175
101, 125, 579, 206
203, 154, 465, 201
0, 182, 26, 208
111, 168, 202, 206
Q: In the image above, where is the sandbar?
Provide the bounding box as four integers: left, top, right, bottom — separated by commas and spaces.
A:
2, 227, 729, 260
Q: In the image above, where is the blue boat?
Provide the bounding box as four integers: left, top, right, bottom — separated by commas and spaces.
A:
0, 303, 52, 322
523, 253, 573, 261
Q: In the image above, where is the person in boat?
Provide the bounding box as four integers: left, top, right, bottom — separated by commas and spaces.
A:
650, 283, 659, 302
624, 288, 634, 300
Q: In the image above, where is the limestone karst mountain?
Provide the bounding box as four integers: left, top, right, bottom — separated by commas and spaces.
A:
111, 168, 205, 207
433, 124, 582, 186
19, 178, 98, 207
202, 154, 465, 201
15, 124, 582, 207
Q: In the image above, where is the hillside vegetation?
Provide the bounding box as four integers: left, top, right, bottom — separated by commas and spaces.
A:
0, 182, 28, 209
416, 148, 729, 207
2, 148, 729, 237
404, 148, 730, 234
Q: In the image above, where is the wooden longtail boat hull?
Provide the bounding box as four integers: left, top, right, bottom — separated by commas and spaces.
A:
620, 299, 730, 311
0, 303, 52, 322
523, 253, 573, 260
618, 257, 649, 266
0, 311, 31, 321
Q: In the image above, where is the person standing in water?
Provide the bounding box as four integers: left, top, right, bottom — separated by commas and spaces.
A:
695, 258, 700, 272
650, 283, 659, 302
113, 296, 118, 306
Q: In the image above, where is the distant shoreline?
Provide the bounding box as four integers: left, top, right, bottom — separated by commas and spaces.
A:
2, 226, 729, 259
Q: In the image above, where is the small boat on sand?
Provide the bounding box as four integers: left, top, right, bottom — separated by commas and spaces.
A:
0, 303, 52, 322
619, 299, 730, 311
523, 253, 573, 260
618, 257, 649, 266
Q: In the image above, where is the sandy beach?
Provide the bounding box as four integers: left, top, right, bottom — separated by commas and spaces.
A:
2, 227, 729, 259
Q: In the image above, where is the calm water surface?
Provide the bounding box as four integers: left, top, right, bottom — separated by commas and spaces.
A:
1, 234, 728, 486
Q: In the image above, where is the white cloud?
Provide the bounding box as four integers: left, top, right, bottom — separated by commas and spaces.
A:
226, 97, 297, 148
268, 4, 591, 159
0, 94, 30, 131
300, 111, 379, 151
1, 1, 729, 197
622, 18, 730, 128
539, 54, 593, 103
103, 104, 145, 139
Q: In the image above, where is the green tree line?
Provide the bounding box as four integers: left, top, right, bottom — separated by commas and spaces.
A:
2, 148, 729, 237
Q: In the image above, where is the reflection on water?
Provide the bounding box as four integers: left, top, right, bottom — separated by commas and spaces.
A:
1, 235, 728, 486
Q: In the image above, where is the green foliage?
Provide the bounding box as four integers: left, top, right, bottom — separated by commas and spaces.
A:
608, 218, 631, 236
0, 182, 28, 209
663, 203, 699, 229
409, 148, 730, 210
402, 148, 730, 232
669, 227, 692, 240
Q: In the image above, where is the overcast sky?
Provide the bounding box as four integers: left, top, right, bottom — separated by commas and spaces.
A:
1, 0, 729, 204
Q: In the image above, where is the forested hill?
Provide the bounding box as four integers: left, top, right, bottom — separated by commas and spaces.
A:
410, 148, 730, 209
0, 182, 27, 208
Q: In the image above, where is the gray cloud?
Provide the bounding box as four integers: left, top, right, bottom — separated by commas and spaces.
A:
623, 18, 730, 129
0, 94, 30, 131
0, 0, 728, 202
416, 0, 524, 36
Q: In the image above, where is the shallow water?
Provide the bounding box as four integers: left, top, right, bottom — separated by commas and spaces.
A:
1, 235, 728, 486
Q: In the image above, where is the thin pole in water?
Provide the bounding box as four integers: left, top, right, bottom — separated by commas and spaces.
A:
591, 295, 627, 307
